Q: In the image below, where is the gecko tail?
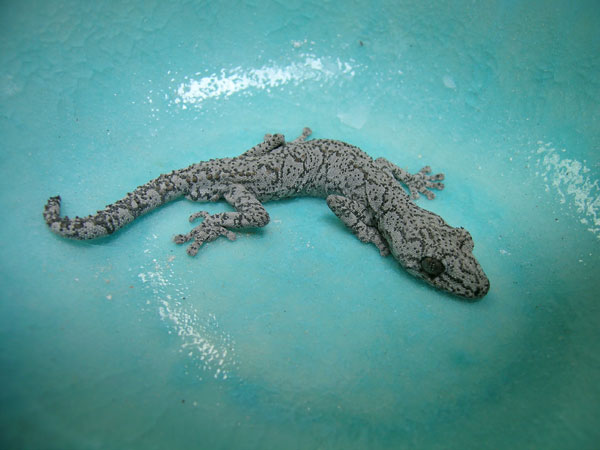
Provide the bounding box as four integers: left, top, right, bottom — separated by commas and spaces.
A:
43, 172, 187, 240
43, 195, 136, 240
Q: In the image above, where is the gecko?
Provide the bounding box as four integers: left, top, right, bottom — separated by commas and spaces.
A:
44, 127, 490, 299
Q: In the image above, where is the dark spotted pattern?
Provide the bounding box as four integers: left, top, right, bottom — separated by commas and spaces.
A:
44, 127, 489, 299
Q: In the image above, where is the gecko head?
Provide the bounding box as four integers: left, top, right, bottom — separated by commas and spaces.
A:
381, 208, 490, 300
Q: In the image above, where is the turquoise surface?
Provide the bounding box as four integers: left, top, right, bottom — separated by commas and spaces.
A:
1, 0, 599, 448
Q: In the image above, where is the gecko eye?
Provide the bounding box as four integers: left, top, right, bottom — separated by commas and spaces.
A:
420, 257, 445, 277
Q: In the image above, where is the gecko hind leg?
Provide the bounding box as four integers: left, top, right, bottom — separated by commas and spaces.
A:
374, 157, 444, 200
326, 195, 390, 256
174, 184, 270, 256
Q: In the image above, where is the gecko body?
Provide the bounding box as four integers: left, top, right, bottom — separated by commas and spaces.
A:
44, 128, 489, 299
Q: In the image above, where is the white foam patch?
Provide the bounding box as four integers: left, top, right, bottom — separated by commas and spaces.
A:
442, 74, 456, 89
535, 142, 600, 238
170, 54, 356, 108
138, 238, 237, 380
337, 103, 371, 130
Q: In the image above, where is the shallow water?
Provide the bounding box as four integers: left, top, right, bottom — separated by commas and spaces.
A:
1, 0, 599, 449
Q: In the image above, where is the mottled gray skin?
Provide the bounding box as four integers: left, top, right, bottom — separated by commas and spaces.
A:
44, 127, 489, 299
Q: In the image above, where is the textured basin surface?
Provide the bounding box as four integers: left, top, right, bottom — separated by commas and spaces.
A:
1, 0, 599, 449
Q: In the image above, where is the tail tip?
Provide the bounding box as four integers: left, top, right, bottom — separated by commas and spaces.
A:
43, 195, 62, 223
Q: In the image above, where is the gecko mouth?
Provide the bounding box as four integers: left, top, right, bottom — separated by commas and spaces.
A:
408, 266, 490, 300
472, 279, 490, 299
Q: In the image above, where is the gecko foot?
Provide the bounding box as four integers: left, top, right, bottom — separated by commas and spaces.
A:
189, 211, 210, 222
375, 158, 444, 200
173, 222, 237, 256
407, 166, 445, 200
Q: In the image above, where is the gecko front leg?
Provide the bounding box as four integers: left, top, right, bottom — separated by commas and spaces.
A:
326, 194, 390, 256
174, 184, 270, 256
374, 157, 444, 200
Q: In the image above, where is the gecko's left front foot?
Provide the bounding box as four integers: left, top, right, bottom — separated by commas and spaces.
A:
406, 166, 445, 200
375, 158, 444, 200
